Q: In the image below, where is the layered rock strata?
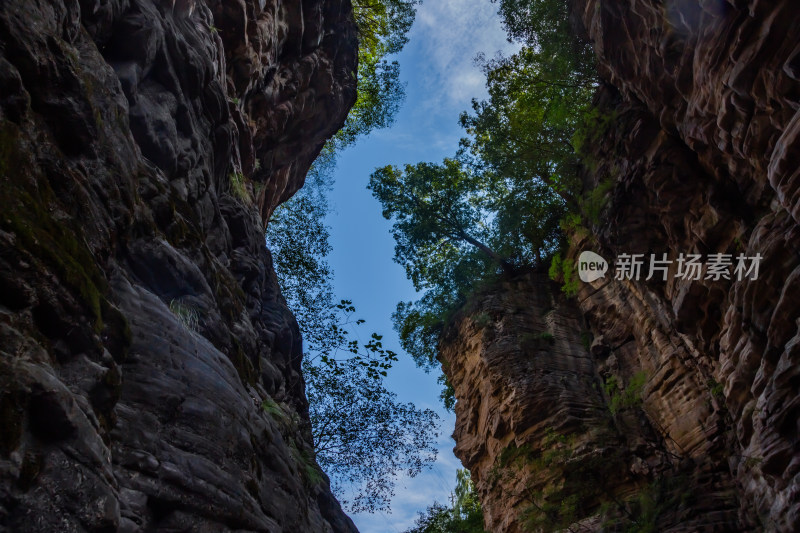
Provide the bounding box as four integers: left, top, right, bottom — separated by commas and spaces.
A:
443, 1, 800, 531
574, 0, 800, 527
442, 272, 743, 532
0, 0, 357, 531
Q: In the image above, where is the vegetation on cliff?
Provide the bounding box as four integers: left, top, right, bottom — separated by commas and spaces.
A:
336, 0, 419, 148
266, 0, 441, 515
369, 0, 597, 376
405, 469, 487, 533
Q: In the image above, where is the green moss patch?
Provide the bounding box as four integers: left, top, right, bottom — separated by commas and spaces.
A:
0, 121, 108, 333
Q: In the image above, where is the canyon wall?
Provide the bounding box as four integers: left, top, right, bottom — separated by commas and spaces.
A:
0, 0, 358, 531
442, 1, 800, 531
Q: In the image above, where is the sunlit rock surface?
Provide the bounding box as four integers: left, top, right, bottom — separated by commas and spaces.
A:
442, 273, 742, 532
442, 1, 800, 531
0, 0, 357, 531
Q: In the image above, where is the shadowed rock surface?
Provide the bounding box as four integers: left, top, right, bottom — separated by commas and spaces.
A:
442, 1, 800, 531
0, 0, 358, 531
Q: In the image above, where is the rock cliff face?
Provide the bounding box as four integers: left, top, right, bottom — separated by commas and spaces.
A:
0, 0, 357, 531
442, 1, 800, 531
443, 272, 745, 532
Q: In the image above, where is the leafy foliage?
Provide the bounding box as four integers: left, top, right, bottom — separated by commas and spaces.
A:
457, 0, 598, 250
461, 0, 596, 198
266, 176, 440, 513
306, 357, 438, 513
229, 171, 252, 205
405, 469, 487, 533
489, 428, 694, 532
604, 371, 647, 415
601, 474, 694, 532
369, 158, 565, 369
331, 0, 418, 150
265, 45, 442, 508
369, 160, 513, 276
369, 0, 598, 379
267, 177, 334, 345
707, 379, 724, 399
261, 0, 437, 516
489, 429, 629, 533
548, 253, 578, 297
438, 373, 456, 411
370, 159, 518, 369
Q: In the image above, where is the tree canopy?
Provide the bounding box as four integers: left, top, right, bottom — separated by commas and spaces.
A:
266, 173, 440, 514
369, 0, 598, 380
332, 0, 419, 149
460, 0, 596, 201
306, 354, 438, 513
264, 0, 439, 514
369, 159, 513, 285
369, 158, 565, 369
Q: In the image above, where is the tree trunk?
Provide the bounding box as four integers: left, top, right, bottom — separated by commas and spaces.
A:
459, 232, 516, 275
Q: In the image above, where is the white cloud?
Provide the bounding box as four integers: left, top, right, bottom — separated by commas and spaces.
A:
350, 414, 463, 532
408, 0, 519, 113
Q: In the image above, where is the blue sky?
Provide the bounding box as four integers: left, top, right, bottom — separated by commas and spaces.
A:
324, 1, 518, 531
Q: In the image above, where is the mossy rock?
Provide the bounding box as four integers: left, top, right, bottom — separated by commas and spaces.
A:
1, 120, 109, 334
